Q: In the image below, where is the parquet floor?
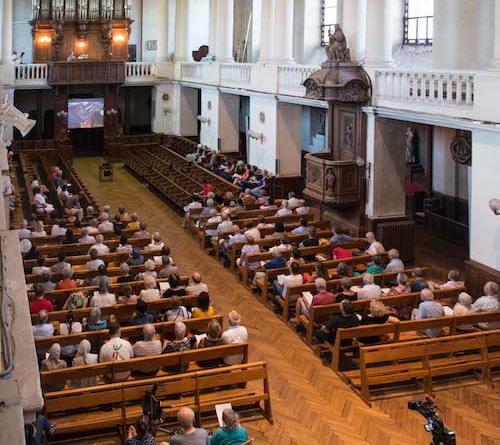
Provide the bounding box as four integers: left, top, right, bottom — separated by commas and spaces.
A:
71, 158, 500, 445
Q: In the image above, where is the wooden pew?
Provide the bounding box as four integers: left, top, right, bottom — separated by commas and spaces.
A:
41, 343, 250, 392
35, 316, 224, 352
31, 293, 198, 325
34, 276, 190, 311
43, 361, 273, 437
28, 228, 138, 246
349, 329, 499, 406
300, 283, 451, 346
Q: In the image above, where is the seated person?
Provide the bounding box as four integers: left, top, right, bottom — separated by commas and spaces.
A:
365, 232, 385, 255
69, 339, 98, 388
99, 323, 134, 382
21, 239, 39, 260
56, 266, 77, 290
357, 273, 382, 300
359, 300, 400, 344
61, 228, 78, 245
30, 285, 53, 314
413, 289, 445, 337
162, 273, 187, 298
291, 277, 335, 324
85, 248, 105, 271
63, 290, 88, 310
169, 407, 209, 445
162, 322, 192, 372
328, 224, 352, 245
191, 292, 215, 318
331, 262, 350, 280
243, 221, 261, 241
275, 200, 292, 217
116, 235, 133, 255
335, 277, 357, 302
32, 256, 50, 276
139, 277, 161, 302
85, 307, 107, 331
32, 309, 54, 339
41, 344, 67, 392
196, 319, 223, 368
116, 262, 134, 283
291, 218, 309, 235
159, 255, 179, 278
453, 292, 476, 331
272, 261, 303, 303
299, 227, 319, 251
78, 227, 96, 244
384, 249, 404, 272
163, 296, 191, 321
132, 324, 162, 375
429, 269, 463, 291
388, 272, 411, 296
125, 415, 156, 445
363, 255, 385, 275
127, 247, 145, 266
129, 300, 154, 325
270, 220, 285, 238
90, 264, 112, 287
210, 408, 248, 445
146, 232, 165, 251
89, 234, 110, 255
31, 220, 47, 238
133, 221, 151, 239
307, 261, 331, 283
117, 284, 139, 305
473, 281, 500, 330
236, 236, 260, 270
286, 248, 305, 267
410, 267, 431, 293
314, 299, 360, 345
39, 270, 57, 292
90, 278, 116, 308
141, 259, 158, 280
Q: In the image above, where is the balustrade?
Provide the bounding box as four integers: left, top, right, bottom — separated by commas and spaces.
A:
125, 62, 156, 81
219, 63, 252, 86
14, 64, 48, 86
278, 65, 320, 96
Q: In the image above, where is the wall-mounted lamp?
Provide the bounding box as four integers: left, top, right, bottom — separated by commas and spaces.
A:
356, 157, 365, 167
113, 34, 125, 43
489, 198, 500, 215
38, 35, 52, 43
197, 115, 211, 125
247, 130, 264, 143
106, 108, 118, 116
56, 110, 68, 118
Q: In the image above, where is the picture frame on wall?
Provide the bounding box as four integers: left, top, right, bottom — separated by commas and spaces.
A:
146, 40, 157, 51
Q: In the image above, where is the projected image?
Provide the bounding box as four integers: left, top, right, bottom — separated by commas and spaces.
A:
68, 98, 104, 129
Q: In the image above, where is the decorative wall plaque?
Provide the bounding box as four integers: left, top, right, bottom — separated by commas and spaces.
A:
162, 93, 169, 101
259, 112, 265, 124
450, 131, 472, 166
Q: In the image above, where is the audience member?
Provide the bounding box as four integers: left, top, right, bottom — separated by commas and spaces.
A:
117, 262, 134, 283
169, 407, 209, 445
196, 319, 223, 368
357, 273, 382, 300
31, 220, 47, 237
117, 284, 139, 305
32, 256, 50, 275
86, 248, 105, 271
335, 277, 357, 302
473, 281, 500, 329
41, 344, 67, 391
221, 311, 248, 365
21, 239, 39, 260
291, 278, 335, 324
125, 415, 155, 445
236, 236, 260, 271
50, 219, 67, 236
273, 261, 303, 303
164, 296, 191, 321
58, 310, 83, 357
388, 272, 411, 296
139, 277, 161, 302
90, 265, 112, 287
90, 279, 116, 308
430, 270, 463, 290
32, 310, 54, 339
299, 227, 319, 249
97, 213, 114, 232
142, 259, 158, 279
358, 300, 400, 344
129, 300, 154, 325
192, 292, 215, 318
275, 200, 292, 217
314, 299, 360, 345
39, 271, 57, 292
384, 249, 404, 273
146, 232, 165, 251
18, 219, 31, 239
133, 324, 162, 358
291, 218, 309, 235
364, 232, 385, 255
453, 292, 476, 331
30, 285, 53, 314
328, 224, 352, 245
89, 234, 110, 255
85, 307, 107, 331
414, 289, 445, 337
56, 266, 77, 290
116, 235, 133, 255
133, 222, 151, 239
186, 272, 209, 295
99, 322, 134, 381
127, 247, 145, 266
210, 408, 248, 445
62, 291, 88, 310
69, 339, 98, 388
162, 273, 187, 298
410, 267, 431, 293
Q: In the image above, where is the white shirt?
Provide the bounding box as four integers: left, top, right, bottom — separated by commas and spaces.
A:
18, 228, 31, 239
288, 197, 300, 208
357, 283, 382, 300
91, 292, 116, 308
146, 241, 165, 251
86, 258, 105, 271
473, 295, 500, 329
367, 241, 385, 255
32, 323, 54, 339
79, 235, 96, 244
275, 208, 292, 217
139, 288, 161, 302
88, 226, 99, 235
33, 265, 50, 275
89, 243, 110, 255
99, 337, 134, 380
384, 258, 404, 273
244, 227, 261, 241
51, 226, 67, 236
133, 340, 162, 357
277, 274, 303, 298
185, 282, 209, 295
221, 325, 248, 365
98, 221, 114, 232
32, 230, 48, 238
295, 206, 310, 215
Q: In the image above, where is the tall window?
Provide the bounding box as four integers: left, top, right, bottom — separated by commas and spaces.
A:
321, 0, 338, 46
404, 0, 434, 45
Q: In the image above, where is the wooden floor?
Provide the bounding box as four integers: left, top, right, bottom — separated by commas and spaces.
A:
70, 158, 500, 445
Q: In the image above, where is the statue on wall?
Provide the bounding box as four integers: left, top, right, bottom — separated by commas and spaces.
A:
51, 23, 64, 61
327, 25, 351, 63
405, 127, 418, 164
100, 23, 113, 59
325, 168, 336, 194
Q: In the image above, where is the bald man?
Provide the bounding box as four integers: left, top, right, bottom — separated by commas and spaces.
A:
185, 272, 208, 295
365, 232, 385, 255
221, 311, 248, 365
170, 407, 209, 445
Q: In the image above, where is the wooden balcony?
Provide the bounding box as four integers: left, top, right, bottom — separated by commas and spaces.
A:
47, 61, 125, 86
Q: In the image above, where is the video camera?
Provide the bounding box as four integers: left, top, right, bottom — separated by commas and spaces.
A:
408, 397, 456, 445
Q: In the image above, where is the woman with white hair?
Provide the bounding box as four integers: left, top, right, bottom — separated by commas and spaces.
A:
41, 343, 67, 392
162, 321, 192, 372
31, 220, 47, 238
69, 339, 98, 388
146, 232, 165, 251
453, 292, 476, 331
139, 277, 160, 302
141, 259, 157, 279
210, 408, 248, 445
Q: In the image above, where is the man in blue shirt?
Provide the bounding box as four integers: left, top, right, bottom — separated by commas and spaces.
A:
328, 224, 352, 245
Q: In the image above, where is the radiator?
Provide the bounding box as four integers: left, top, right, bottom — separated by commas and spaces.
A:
377, 220, 416, 264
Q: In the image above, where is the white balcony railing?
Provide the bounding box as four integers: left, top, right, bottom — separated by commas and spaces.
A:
181, 62, 205, 82
220, 63, 252, 87
14, 64, 48, 86
376, 69, 476, 106
278, 64, 320, 96
125, 62, 157, 82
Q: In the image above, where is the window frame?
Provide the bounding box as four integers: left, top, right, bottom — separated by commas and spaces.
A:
403, 0, 434, 46
321, 0, 338, 47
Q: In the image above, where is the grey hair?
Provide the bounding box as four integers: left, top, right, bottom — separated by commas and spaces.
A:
458, 292, 473, 307
81, 227, 89, 236
363, 273, 374, 285
421, 288, 434, 301
90, 306, 101, 321
62, 266, 73, 278
174, 321, 187, 339
206, 198, 214, 207
120, 262, 130, 274
177, 407, 195, 429
228, 310, 241, 326
397, 272, 408, 285
315, 277, 327, 291
96, 234, 104, 243
143, 323, 156, 341
222, 408, 239, 432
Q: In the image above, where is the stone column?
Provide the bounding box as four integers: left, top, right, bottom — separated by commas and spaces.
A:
208, 0, 218, 56
215, 0, 234, 62
156, 0, 170, 62
174, 0, 192, 62
342, 0, 366, 63
1, 0, 13, 65
273, 0, 294, 64
258, 0, 275, 63
364, 0, 393, 67
489, 0, 500, 69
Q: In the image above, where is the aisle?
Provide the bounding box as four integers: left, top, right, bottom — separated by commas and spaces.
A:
72, 158, 483, 445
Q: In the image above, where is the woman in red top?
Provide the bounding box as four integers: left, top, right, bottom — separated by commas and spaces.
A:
197, 180, 213, 198
29, 285, 54, 314
57, 266, 77, 290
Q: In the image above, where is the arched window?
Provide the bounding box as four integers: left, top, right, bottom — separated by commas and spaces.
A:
321, 0, 338, 46
404, 0, 434, 45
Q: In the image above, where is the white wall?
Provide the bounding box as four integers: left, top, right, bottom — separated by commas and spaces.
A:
248, 95, 277, 174
199, 88, 219, 150
188, 0, 210, 54
13, 0, 33, 63
470, 129, 500, 271
293, 0, 322, 65
218, 93, 240, 153
277, 102, 302, 176
432, 126, 469, 200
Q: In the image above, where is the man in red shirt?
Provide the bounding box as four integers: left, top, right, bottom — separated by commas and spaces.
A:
291, 277, 335, 325
56, 266, 77, 290
30, 285, 54, 314
333, 246, 353, 260
196, 180, 213, 199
